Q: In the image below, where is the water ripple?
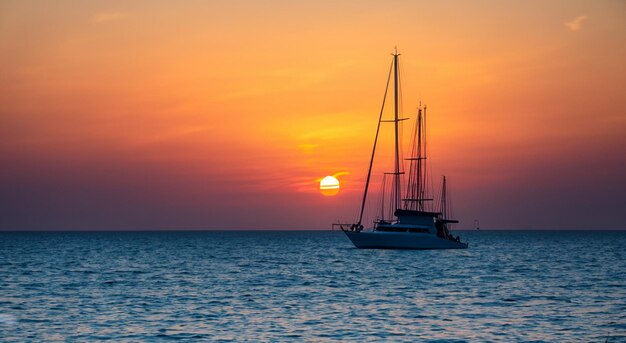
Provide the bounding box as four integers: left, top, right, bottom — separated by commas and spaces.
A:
0, 231, 625, 341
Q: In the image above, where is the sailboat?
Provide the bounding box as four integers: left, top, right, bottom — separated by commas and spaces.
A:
340, 51, 468, 249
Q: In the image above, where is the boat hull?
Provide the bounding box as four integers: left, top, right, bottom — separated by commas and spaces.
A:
343, 230, 468, 250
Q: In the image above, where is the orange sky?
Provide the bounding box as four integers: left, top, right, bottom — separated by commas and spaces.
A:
1, 1, 625, 229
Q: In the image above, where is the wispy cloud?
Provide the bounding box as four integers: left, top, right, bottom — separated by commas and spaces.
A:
565, 15, 588, 31
91, 11, 129, 24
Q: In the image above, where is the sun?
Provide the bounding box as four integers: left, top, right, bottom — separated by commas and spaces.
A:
319, 175, 340, 196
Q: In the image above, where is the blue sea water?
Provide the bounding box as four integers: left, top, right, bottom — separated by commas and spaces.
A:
0, 231, 625, 342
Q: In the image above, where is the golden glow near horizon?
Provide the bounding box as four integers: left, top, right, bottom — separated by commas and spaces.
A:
1, 1, 625, 229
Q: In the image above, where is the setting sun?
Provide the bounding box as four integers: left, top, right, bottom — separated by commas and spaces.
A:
320, 176, 340, 196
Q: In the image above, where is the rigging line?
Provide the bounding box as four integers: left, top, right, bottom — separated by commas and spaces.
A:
379, 176, 384, 222
425, 105, 436, 212
437, 175, 443, 214
447, 177, 454, 220
405, 108, 419, 209
420, 105, 425, 205
428, 144, 434, 211
357, 59, 394, 226
416, 107, 423, 210
439, 175, 448, 219
411, 108, 420, 209
397, 55, 406, 202
393, 53, 401, 212
404, 113, 413, 209
398, 53, 405, 134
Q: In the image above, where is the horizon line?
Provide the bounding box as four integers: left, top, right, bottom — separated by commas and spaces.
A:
1, 228, 626, 232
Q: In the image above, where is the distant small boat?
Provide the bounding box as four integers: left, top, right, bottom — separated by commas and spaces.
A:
338, 51, 468, 250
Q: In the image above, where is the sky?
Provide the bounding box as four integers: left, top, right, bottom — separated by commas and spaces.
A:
1, 0, 625, 230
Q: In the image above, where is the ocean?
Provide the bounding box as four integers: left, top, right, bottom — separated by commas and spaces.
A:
0, 230, 624, 342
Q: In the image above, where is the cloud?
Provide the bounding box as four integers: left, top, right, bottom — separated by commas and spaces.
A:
565, 15, 588, 31
91, 11, 129, 24
333, 171, 349, 177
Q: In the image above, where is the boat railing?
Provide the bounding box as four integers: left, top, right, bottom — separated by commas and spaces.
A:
332, 223, 364, 232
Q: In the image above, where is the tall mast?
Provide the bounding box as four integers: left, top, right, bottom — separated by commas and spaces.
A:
420, 105, 428, 209
416, 107, 423, 210
403, 103, 434, 211
441, 175, 447, 219
356, 60, 393, 226
381, 174, 386, 220
393, 50, 401, 211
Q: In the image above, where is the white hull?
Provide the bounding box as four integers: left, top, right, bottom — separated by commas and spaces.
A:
344, 230, 468, 250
